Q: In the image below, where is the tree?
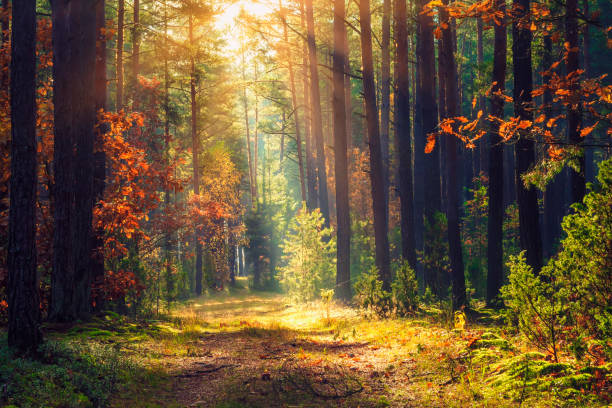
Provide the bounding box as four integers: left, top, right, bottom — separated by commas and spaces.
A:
394, 0, 416, 269
305, 0, 330, 224
416, 0, 441, 291
332, 0, 351, 300
566, 0, 584, 204
380, 0, 391, 219
358, 0, 391, 291
189, 14, 203, 296
50, 0, 97, 321
116, 0, 125, 110
8, 0, 42, 352
486, 0, 507, 306
92, 0, 108, 309
438, 0, 466, 309
512, 0, 542, 273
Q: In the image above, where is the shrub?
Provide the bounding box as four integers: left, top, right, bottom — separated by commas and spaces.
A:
501, 252, 568, 362
392, 261, 419, 315
354, 266, 391, 316
279, 205, 336, 302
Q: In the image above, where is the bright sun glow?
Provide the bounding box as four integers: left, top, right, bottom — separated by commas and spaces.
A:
214, 0, 278, 52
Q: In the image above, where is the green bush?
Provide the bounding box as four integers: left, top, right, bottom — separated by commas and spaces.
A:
392, 261, 419, 315
0, 338, 136, 407
279, 205, 336, 302
354, 266, 391, 316
501, 157, 612, 363
501, 252, 568, 362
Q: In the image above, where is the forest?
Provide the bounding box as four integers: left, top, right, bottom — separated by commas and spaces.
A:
0, 0, 611, 406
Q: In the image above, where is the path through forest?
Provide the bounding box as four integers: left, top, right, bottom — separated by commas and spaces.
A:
108, 279, 520, 408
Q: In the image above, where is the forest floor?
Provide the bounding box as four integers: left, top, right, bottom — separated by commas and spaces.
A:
1, 278, 608, 407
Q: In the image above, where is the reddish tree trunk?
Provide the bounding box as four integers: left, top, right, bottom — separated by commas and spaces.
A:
333, 0, 351, 300
359, 0, 392, 290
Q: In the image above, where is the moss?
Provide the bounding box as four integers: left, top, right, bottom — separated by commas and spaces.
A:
471, 338, 512, 350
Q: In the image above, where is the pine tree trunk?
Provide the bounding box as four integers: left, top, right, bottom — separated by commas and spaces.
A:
566, 0, 584, 204
116, 0, 124, 110
512, 0, 542, 273
358, 0, 392, 290
92, 0, 108, 311
305, 0, 330, 224
333, 0, 351, 300
417, 0, 441, 291
439, 2, 466, 310
72, 0, 96, 318
342, 18, 352, 149
380, 0, 391, 221
50, 0, 97, 321
8, 0, 42, 353
280, 0, 307, 202
477, 18, 488, 176
394, 0, 417, 269
486, 0, 506, 306
132, 0, 140, 109
189, 16, 203, 295
300, 0, 318, 210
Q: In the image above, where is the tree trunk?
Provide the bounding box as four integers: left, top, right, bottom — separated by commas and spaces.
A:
417, 0, 441, 291
72, 0, 96, 318
358, 0, 392, 290
92, 0, 108, 310
512, 0, 542, 273
342, 17, 352, 149
132, 0, 140, 109
380, 0, 391, 221
332, 0, 351, 301
300, 0, 318, 210
189, 16, 203, 295
394, 0, 417, 269
566, 0, 584, 204
116, 0, 124, 110
477, 18, 488, 177
8, 0, 42, 353
50, 0, 97, 321
486, 0, 506, 306
241, 41, 256, 206
439, 2, 466, 310
305, 0, 330, 224
280, 0, 307, 202
164, 4, 173, 307
582, 0, 594, 183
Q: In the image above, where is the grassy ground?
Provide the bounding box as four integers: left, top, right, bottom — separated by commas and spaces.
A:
0, 279, 608, 407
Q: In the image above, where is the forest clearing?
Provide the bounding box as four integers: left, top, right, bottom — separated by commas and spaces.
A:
4, 279, 607, 407
1, 0, 611, 406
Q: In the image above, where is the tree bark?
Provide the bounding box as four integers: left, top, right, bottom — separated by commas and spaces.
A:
279, 0, 307, 202
380, 0, 391, 221
582, 0, 594, 183
300, 0, 318, 210
342, 17, 352, 149
8, 0, 42, 353
189, 16, 203, 295
486, 0, 506, 306
132, 0, 140, 109
439, 2, 466, 310
51, 0, 97, 321
394, 0, 416, 269
566, 0, 584, 204
477, 18, 488, 176
512, 0, 542, 273
92, 0, 108, 310
358, 0, 392, 290
305, 0, 330, 224
332, 0, 351, 301
116, 0, 124, 110
417, 0, 441, 291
